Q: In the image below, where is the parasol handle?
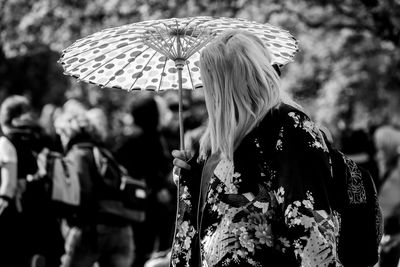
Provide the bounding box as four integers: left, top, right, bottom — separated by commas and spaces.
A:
176, 59, 185, 151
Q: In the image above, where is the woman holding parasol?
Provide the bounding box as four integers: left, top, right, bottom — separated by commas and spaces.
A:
171, 30, 343, 266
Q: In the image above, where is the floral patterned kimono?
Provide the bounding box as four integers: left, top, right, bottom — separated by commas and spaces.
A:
170, 104, 379, 267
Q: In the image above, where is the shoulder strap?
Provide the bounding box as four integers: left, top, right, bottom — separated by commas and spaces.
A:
92, 146, 108, 177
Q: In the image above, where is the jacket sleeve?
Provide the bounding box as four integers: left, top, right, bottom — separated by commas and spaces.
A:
170, 153, 205, 267
179, 152, 204, 218
274, 110, 341, 266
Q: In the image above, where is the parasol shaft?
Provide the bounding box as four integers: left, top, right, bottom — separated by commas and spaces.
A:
176, 33, 185, 151
177, 67, 185, 151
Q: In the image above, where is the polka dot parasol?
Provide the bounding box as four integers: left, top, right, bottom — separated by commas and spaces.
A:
59, 16, 299, 149
59, 16, 298, 91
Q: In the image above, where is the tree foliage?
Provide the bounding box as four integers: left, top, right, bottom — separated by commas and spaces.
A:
235, 0, 400, 129
1, 0, 399, 135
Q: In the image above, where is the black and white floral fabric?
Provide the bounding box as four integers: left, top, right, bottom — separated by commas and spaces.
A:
171, 104, 378, 267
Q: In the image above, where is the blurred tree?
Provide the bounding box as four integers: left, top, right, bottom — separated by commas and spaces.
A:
233, 0, 400, 135
1, 0, 399, 139
0, 0, 255, 110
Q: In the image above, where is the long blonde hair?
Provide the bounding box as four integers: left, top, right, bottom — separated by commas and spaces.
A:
199, 30, 297, 160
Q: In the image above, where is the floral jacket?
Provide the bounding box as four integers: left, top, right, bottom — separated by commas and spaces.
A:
170, 104, 380, 267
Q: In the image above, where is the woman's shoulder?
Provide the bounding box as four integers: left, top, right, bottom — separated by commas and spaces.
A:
274, 103, 309, 123
259, 103, 328, 152
268, 103, 315, 130
257, 103, 310, 136
258, 103, 307, 127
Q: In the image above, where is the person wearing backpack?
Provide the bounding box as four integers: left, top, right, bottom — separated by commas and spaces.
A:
115, 93, 174, 267
171, 30, 382, 267
374, 125, 400, 267
0, 95, 64, 267
55, 111, 134, 267
0, 97, 21, 267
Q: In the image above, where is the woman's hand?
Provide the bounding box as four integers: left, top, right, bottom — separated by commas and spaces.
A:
172, 150, 193, 170
171, 150, 193, 185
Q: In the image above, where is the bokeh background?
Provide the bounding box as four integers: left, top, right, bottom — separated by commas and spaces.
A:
1, 0, 399, 144
1, 1, 400, 267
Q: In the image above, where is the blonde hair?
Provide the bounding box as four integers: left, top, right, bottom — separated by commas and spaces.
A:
199, 30, 298, 160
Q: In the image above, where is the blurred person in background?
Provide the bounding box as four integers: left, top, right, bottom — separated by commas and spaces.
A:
62, 99, 89, 117
337, 107, 380, 185
39, 103, 63, 152
0, 95, 64, 267
183, 93, 208, 155
154, 95, 174, 134
374, 125, 400, 267
183, 90, 207, 132
55, 111, 134, 267
0, 95, 26, 267
160, 91, 191, 153
87, 107, 111, 147
115, 93, 174, 267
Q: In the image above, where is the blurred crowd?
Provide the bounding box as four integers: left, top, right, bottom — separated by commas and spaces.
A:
0, 90, 399, 267
0, 91, 207, 267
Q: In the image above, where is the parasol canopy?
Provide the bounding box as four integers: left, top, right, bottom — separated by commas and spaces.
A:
59, 16, 299, 149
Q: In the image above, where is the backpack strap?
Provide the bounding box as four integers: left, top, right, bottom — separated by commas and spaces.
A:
92, 146, 108, 177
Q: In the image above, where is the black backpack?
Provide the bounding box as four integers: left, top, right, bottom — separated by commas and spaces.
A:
324, 139, 383, 266
92, 146, 148, 223
258, 106, 383, 266
34, 148, 81, 208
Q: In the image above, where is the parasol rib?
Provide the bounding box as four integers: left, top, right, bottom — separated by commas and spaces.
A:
184, 26, 209, 56
185, 61, 195, 90
100, 46, 150, 88
144, 29, 176, 59
152, 26, 177, 57
157, 55, 169, 91
181, 17, 198, 33
184, 30, 213, 59
157, 23, 179, 56
128, 50, 158, 91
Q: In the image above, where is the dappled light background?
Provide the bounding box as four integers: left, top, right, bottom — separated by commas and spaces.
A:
1, 0, 399, 146
1, 1, 400, 267
1, 0, 399, 144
